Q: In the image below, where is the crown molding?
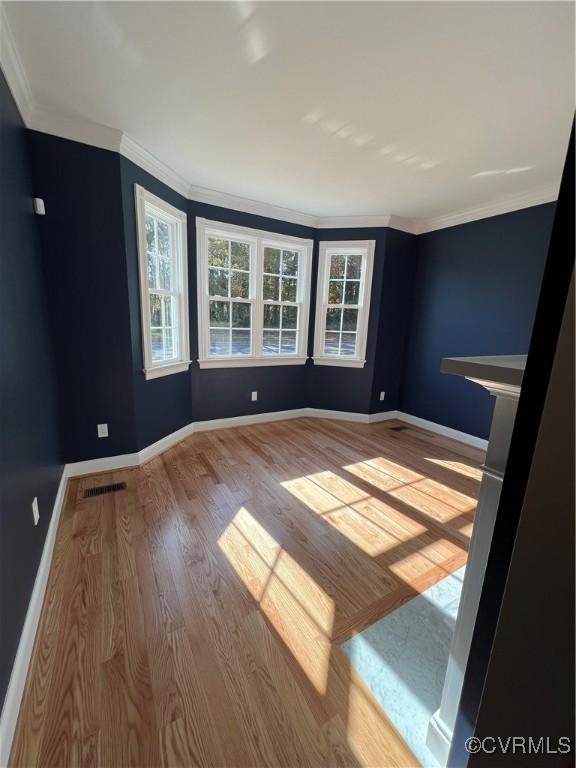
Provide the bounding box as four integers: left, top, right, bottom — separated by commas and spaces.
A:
120, 135, 190, 198
187, 182, 318, 228
0, 3, 33, 124
316, 214, 393, 229
0, 4, 558, 238
416, 184, 560, 234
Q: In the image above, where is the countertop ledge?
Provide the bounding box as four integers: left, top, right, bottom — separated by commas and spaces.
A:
441, 355, 526, 387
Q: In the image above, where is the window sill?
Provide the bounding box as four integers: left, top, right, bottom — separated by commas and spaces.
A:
198, 356, 308, 369
312, 356, 366, 369
144, 360, 192, 380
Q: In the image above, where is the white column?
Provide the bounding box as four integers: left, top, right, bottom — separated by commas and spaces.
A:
427, 381, 521, 765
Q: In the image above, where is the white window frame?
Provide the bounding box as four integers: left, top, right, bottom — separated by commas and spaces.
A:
313, 240, 375, 368
135, 185, 191, 380
196, 218, 313, 368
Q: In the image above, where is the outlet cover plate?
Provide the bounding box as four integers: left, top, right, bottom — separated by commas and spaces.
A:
32, 497, 39, 526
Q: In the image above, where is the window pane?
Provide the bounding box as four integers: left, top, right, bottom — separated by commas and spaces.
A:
282, 305, 298, 329
344, 280, 360, 304
164, 327, 175, 358
209, 267, 229, 297
163, 295, 173, 328
150, 294, 162, 327
157, 220, 170, 254
342, 308, 358, 332
263, 330, 280, 354
325, 307, 341, 330
346, 254, 362, 279
263, 274, 280, 301
208, 238, 229, 267
232, 302, 251, 328
330, 254, 346, 279
159, 254, 172, 291
281, 330, 297, 354
281, 277, 297, 302
151, 329, 164, 361
147, 250, 157, 288
282, 251, 298, 276
209, 301, 229, 327
264, 247, 281, 275
145, 215, 156, 252
231, 240, 250, 271
264, 304, 281, 329
210, 328, 230, 355
341, 333, 357, 355
230, 270, 249, 299
231, 330, 251, 355
324, 332, 340, 354
328, 280, 344, 304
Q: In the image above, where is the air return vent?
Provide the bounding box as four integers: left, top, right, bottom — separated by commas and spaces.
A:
83, 482, 126, 498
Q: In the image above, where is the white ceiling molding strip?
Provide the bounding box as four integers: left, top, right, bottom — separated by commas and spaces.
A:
120, 135, 190, 198
187, 182, 318, 228
416, 184, 560, 234
0, 4, 558, 237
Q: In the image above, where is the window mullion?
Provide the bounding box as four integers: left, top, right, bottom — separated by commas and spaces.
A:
253, 240, 263, 357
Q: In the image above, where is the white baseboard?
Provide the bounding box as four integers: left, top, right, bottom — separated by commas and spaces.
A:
0, 469, 68, 768
307, 408, 397, 424
396, 411, 488, 450
64, 408, 484, 479
426, 709, 452, 766
65, 408, 398, 477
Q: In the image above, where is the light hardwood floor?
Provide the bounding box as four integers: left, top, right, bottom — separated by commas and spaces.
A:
11, 417, 483, 768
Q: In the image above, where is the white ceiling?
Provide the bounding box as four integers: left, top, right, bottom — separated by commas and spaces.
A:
4, 1, 575, 221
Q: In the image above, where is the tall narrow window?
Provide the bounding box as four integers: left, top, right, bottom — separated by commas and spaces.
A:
313, 241, 375, 368
197, 219, 312, 368
135, 185, 190, 379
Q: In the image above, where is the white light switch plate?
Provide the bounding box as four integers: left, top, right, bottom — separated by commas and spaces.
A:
379, 391, 385, 401
251, 391, 258, 401
97, 423, 109, 438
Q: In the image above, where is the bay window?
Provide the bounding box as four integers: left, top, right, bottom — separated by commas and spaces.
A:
313, 240, 375, 368
196, 219, 313, 368
135, 185, 190, 380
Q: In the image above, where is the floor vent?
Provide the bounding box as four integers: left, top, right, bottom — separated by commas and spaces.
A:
83, 482, 127, 498
390, 425, 408, 432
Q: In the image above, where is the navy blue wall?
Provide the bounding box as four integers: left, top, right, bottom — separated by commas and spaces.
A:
29, 133, 138, 462
0, 75, 63, 708
307, 227, 417, 415
371, 228, 418, 413
25, 129, 556, 463
400, 204, 556, 438
120, 155, 316, 447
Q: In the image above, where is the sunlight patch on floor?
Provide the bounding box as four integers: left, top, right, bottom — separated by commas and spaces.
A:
424, 456, 483, 481
282, 473, 425, 556
218, 506, 335, 694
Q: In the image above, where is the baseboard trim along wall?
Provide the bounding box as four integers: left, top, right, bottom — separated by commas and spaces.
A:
395, 411, 488, 450
64, 407, 486, 479
0, 405, 486, 764
0, 469, 68, 768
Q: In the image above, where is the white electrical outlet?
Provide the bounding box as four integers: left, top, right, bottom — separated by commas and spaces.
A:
379, 391, 386, 401
32, 497, 40, 526
251, 391, 258, 402
97, 423, 109, 438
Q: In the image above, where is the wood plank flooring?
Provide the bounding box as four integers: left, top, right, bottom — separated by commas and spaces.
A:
11, 418, 483, 768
